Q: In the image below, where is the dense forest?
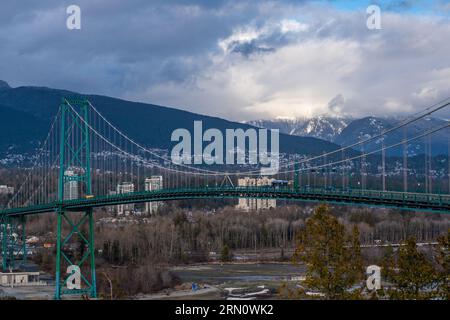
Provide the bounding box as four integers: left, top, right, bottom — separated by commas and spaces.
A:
25, 202, 449, 299
26, 203, 450, 266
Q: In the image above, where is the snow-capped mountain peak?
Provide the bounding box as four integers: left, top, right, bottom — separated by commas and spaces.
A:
245, 115, 352, 142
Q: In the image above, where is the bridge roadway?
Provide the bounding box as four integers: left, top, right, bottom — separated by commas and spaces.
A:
1, 187, 450, 217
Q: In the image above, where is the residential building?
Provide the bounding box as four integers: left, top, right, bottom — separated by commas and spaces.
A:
236, 177, 276, 211
145, 176, 163, 214
0, 271, 47, 287
63, 170, 79, 200
0, 185, 14, 195
116, 182, 134, 215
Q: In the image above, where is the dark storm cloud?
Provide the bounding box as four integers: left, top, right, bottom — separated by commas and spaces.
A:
0, 0, 449, 121
0, 0, 257, 92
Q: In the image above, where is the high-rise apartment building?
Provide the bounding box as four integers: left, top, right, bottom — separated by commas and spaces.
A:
116, 182, 135, 215
63, 170, 79, 200
144, 176, 163, 214
235, 177, 276, 211
0, 185, 14, 195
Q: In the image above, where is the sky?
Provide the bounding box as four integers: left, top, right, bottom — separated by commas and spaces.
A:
1, 0, 450, 121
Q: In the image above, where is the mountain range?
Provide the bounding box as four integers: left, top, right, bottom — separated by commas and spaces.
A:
0, 80, 343, 164
0, 80, 446, 167
246, 115, 449, 156
245, 116, 352, 142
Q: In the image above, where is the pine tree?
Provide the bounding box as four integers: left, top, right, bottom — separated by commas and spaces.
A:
220, 244, 232, 262
434, 230, 449, 299
387, 237, 438, 299
76, 232, 85, 261
348, 225, 364, 284
102, 240, 111, 261
381, 244, 395, 280
293, 205, 363, 299
111, 239, 121, 265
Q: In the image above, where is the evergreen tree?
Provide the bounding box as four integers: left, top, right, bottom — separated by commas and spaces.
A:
378, 244, 396, 298
111, 239, 121, 264
387, 237, 438, 299
348, 225, 364, 284
434, 230, 449, 299
381, 244, 395, 280
293, 205, 363, 299
102, 240, 111, 261
220, 244, 232, 262
76, 232, 85, 261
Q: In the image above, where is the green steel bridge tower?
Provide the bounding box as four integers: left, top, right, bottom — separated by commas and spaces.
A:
54, 97, 96, 300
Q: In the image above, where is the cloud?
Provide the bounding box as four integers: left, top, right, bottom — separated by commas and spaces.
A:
140, 8, 450, 121
218, 18, 309, 55
328, 94, 346, 115
1, 0, 450, 121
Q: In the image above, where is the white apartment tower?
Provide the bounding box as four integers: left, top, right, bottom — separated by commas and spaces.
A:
116, 182, 135, 215
145, 176, 163, 214
63, 170, 79, 200
236, 177, 276, 211
0, 185, 14, 195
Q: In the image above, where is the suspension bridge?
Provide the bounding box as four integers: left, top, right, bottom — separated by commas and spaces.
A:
0, 97, 449, 299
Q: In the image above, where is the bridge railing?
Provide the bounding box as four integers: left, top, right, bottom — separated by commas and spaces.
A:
2, 185, 450, 216
58, 185, 450, 207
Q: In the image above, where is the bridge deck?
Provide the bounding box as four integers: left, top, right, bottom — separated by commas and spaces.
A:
1, 187, 449, 217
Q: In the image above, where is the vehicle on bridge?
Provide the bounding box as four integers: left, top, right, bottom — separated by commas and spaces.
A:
271, 180, 289, 189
